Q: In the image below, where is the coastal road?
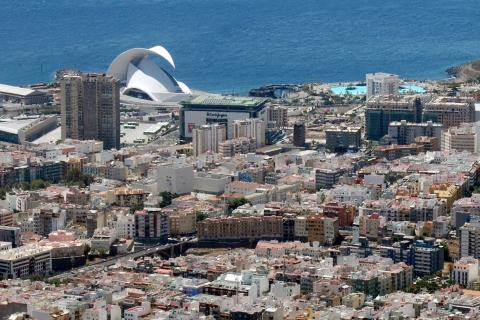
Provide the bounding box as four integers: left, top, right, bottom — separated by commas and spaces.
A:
49, 238, 197, 281
344, 104, 365, 116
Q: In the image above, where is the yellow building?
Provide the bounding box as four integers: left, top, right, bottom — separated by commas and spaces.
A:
430, 183, 460, 209
306, 215, 324, 243
342, 292, 365, 309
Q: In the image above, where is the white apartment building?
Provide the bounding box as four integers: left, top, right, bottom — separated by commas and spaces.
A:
441, 122, 479, 153
192, 124, 226, 157
452, 256, 479, 286
107, 213, 135, 239
233, 118, 266, 147
59, 139, 104, 154
366, 72, 400, 98
32, 208, 67, 237
6, 192, 29, 212
325, 185, 381, 205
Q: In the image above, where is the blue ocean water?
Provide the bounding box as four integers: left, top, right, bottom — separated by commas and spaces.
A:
1, 0, 480, 93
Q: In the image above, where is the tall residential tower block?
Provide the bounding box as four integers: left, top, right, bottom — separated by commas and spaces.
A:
60, 73, 120, 150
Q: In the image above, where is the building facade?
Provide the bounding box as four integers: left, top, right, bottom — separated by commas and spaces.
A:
423, 97, 475, 129
197, 216, 283, 244
265, 105, 288, 128
441, 123, 478, 153
0, 245, 52, 279
315, 168, 345, 190
0, 210, 13, 226
460, 222, 480, 259
388, 120, 442, 145
153, 162, 194, 195
134, 208, 169, 243
192, 124, 227, 157
233, 118, 266, 147
325, 126, 362, 152
180, 95, 268, 141
60, 73, 120, 150
293, 122, 306, 147
411, 239, 444, 277
373, 144, 424, 160
0, 226, 21, 247
219, 137, 256, 157
365, 96, 422, 141
366, 73, 400, 98
451, 256, 479, 286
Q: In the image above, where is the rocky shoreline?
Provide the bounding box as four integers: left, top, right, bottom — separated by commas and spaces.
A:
446, 59, 480, 82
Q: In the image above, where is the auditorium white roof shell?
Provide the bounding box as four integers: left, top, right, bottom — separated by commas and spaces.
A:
107, 46, 191, 103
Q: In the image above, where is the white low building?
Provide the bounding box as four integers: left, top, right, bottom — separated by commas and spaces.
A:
151, 162, 194, 195
6, 192, 29, 212
270, 281, 301, 300
193, 172, 232, 195
0, 241, 12, 252
124, 301, 151, 320
90, 228, 118, 254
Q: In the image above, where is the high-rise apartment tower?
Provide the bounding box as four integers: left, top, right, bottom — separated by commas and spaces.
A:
60, 73, 120, 150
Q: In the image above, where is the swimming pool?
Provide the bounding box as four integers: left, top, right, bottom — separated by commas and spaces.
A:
399, 84, 426, 93
330, 85, 367, 95
330, 84, 426, 95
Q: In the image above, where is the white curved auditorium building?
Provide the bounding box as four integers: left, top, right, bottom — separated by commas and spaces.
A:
107, 46, 191, 103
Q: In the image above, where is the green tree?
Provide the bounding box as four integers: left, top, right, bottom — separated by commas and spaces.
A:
18, 181, 31, 190
64, 168, 94, 188
31, 179, 49, 190
407, 276, 441, 294
196, 211, 207, 222
130, 202, 144, 214
0, 188, 8, 200
228, 197, 248, 214
97, 249, 108, 257
159, 191, 177, 207
49, 278, 62, 287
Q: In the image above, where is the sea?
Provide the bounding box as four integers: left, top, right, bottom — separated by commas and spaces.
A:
1, 0, 480, 93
